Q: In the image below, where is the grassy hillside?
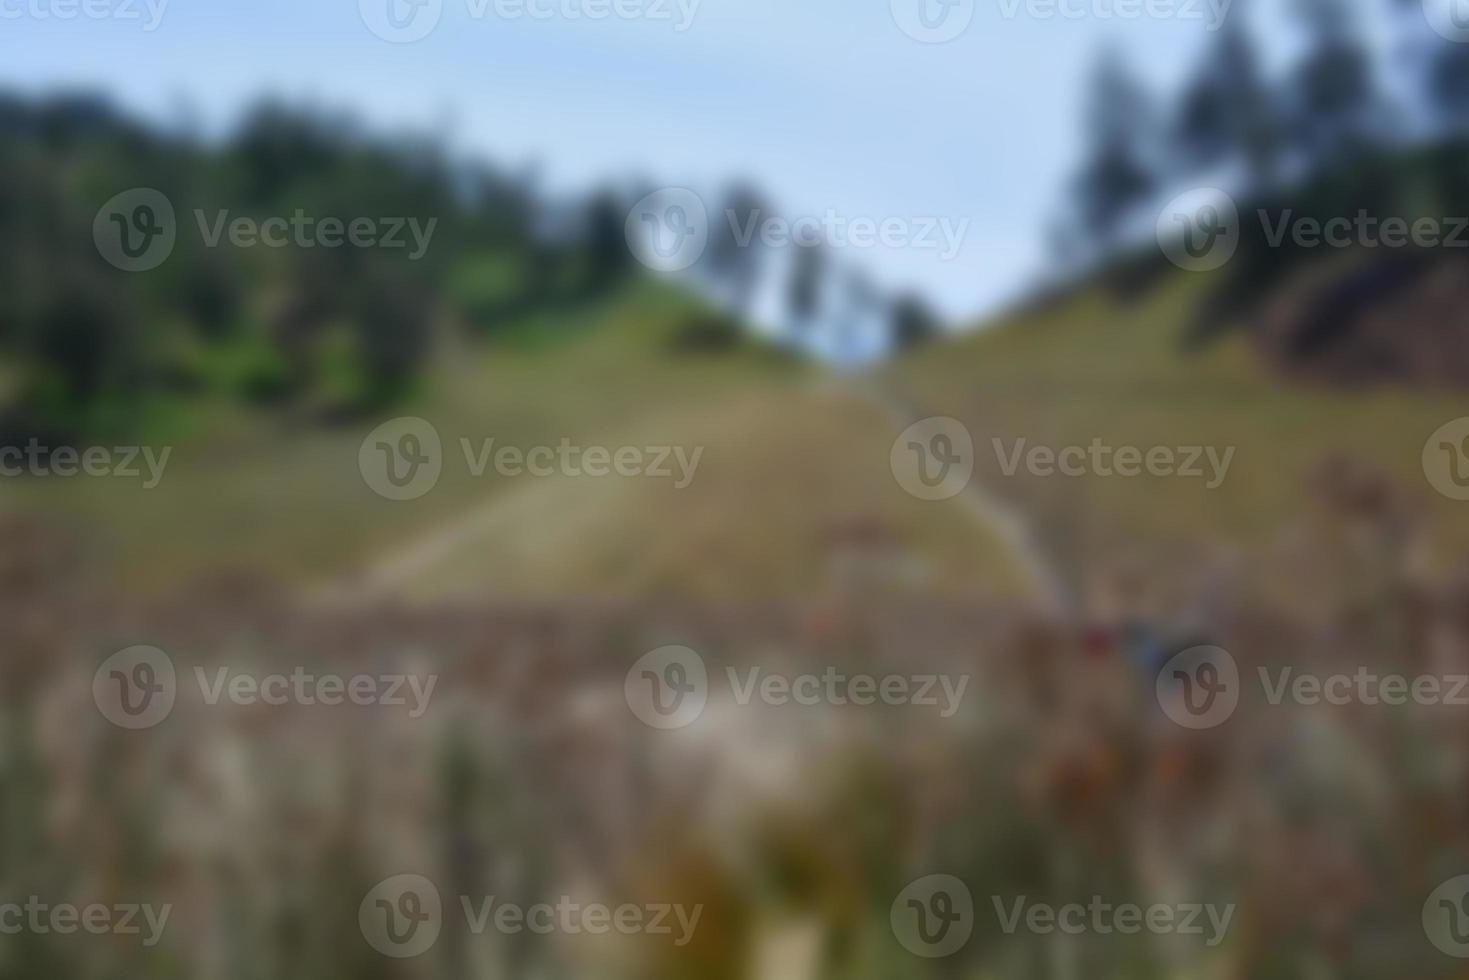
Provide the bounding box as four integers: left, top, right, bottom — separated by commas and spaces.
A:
33, 259, 1462, 609
885, 273, 1469, 608
7, 281, 1025, 601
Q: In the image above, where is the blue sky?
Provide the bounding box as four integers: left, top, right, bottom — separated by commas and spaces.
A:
0, 0, 1410, 320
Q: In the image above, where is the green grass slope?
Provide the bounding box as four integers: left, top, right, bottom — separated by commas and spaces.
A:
7, 282, 1026, 601
885, 273, 1469, 606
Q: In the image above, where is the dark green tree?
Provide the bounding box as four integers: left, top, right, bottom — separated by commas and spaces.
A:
1173, 1, 1280, 185
891, 292, 940, 350
1071, 50, 1158, 246
1289, 0, 1383, 161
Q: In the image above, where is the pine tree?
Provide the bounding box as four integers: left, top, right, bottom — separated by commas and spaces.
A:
787, 240, 824, 327
1289, 0, 1383, 162
1173, 1, 1279, 186
1072, 50, 1157, 246
707, 183, 767, 318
